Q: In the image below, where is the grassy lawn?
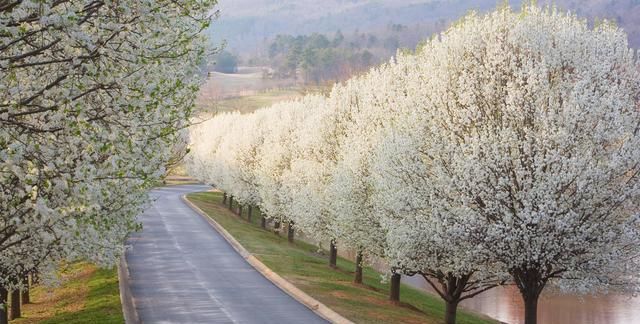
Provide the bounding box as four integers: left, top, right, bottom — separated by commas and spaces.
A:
13, 262, 123, 324
187, 191, 496, 324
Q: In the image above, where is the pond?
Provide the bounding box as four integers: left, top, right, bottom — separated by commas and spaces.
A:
403, 276, 640, 324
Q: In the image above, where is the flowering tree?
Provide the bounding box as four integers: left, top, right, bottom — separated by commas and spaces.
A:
374, 130, 504, 324
1, 0, 217, 320
280, 96, 334, 239
282, 87, 380, 267
327, 75, 393, 284
255, 99, 316, 240
187, 112, 239, 191
226, 112, 269, 219
403, 5, 640, 324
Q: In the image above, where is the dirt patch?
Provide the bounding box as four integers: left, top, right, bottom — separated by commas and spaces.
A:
330, 291, 350, 299
14, 264, 95, 324
351, 282, 384, 293
362, 295, 393, 306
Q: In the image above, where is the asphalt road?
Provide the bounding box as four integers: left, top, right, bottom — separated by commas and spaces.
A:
125, 184, 327, 324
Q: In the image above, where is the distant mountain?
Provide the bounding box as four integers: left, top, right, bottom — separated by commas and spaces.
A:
554, 0, 640, 48
210, 0, 640, 53
210, 0, 509, 52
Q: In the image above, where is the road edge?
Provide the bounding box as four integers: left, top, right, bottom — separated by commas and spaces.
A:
118, 254, 141, 324
181, 195, 354, 324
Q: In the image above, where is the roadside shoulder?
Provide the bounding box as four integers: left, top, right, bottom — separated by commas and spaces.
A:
118, 254, 140, 324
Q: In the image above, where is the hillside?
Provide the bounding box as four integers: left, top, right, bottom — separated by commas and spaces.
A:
558, 0, 640, 48
210, 0, 640, 52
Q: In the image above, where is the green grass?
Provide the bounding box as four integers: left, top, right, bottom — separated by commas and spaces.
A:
187, 191, 497, 324
13, 263, 123, 324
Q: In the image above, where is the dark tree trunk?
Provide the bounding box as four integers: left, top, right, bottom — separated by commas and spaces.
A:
9, 290, 20, 319
21, 276, 29, 305
287, 222, 294, 243
329, 239, 337, 269
445, 300, 459, 324
261, 216, 266, 229
21, 289, 29, 306
248, 206, 253, 222
228, 195, 234, 210
390, 273, 401, 303
0, 288, 7, 324
238, 205, 243, 217
222, 192, 227, 204
354, 250, 363, 284
510, 266, 548, 324
512, 267, 545, 324
433, 273, 473, 324
523, 294, 538, 324
274, 221, 280, 229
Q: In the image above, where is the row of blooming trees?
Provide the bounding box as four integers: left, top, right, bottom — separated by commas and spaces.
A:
187, 5, 640, 324
0, 1, 217, 322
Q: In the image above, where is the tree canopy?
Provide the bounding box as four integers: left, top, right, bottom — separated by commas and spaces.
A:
214, 51, 239, 73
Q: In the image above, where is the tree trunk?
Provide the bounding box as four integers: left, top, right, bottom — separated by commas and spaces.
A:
512, 267, 544, 324
228, 195, 234, 210
21, 276, 29, 305
445, 300, 459, 324
0, 288, 8, 324
523, 294, 538, 324
390, 273, 401, 303
436, 272, 473, 324
261, 216, 266, 229
21, 289, 29, 306
238, 205, 243, 217
354, 250, 363, 284
9, 290, 20, 320
248, 206, 253, 222
329, 240, 337, 269
287, 222, 295, 243
222, 192, 227, 204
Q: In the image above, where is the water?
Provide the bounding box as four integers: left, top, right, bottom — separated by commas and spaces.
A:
314, 241, 640, 323
403, 275, 640, 324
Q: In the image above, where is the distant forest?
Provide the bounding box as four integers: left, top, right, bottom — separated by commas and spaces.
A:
249, 23, 435, 84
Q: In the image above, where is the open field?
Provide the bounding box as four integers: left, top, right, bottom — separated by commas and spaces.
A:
186, 191, 497, 324
198, 66, 299, 101
12, 263, 123, 324
196, 66, 331, 115
198, 88, 305, 115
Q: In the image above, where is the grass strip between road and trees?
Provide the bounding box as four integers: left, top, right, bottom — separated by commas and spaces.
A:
12, 262, 123, 324
187, 191, 496, 324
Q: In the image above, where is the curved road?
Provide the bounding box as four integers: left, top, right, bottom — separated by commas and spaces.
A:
125, 185, 327, 324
